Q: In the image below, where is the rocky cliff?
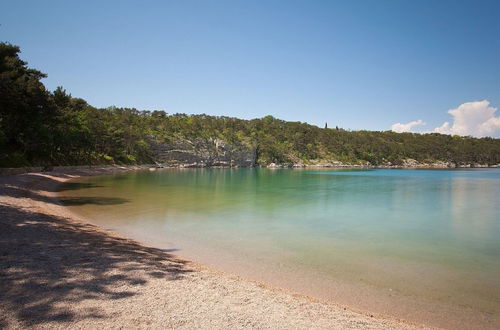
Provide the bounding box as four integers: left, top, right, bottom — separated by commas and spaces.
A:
151, 138, 256, 167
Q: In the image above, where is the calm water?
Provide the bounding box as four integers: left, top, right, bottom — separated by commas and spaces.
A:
60, 168, 500, 328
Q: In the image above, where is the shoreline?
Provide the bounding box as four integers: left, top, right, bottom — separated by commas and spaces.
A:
0, 165, 427, 329
1, 160, 498, 178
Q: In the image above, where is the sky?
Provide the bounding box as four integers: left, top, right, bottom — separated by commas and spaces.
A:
1, 0, 500, 136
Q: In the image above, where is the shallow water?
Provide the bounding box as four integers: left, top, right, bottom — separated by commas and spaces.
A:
60, 168, 500, 328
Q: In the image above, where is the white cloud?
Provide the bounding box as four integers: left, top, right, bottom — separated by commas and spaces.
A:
391, 119, 426, 133
390, 100, 500, 138
433, 100, 500, 137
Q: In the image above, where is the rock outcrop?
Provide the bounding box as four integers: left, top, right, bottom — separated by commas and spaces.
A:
264, 158, 499, 169
151, 138, 256, 167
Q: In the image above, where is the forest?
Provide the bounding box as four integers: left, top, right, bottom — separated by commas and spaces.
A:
1, 42, 500, 168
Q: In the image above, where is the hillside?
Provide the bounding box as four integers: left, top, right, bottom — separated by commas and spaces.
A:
1, 42, 499, 168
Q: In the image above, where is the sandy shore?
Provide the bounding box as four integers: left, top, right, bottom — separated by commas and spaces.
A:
0, 166, 428, 329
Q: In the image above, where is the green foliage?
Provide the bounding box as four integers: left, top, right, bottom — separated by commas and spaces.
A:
1, 42, 500, 168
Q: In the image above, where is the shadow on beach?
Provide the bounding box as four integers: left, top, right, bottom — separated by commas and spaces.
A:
0, 172, 191, 327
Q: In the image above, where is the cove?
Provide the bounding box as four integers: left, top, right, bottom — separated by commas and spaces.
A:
59, 168, 500, 329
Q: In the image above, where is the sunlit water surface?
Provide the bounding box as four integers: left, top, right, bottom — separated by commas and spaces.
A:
60, 168, 500, 329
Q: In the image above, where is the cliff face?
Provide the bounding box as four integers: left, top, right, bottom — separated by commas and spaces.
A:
151, 138, 256, 167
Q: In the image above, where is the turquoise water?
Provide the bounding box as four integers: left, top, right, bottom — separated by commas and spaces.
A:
60, 168, 500, 328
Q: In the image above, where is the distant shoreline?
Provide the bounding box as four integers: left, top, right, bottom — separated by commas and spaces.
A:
1, 160, 498, 177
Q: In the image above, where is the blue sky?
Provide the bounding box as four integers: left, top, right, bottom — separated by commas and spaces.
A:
1, 0, 500, 134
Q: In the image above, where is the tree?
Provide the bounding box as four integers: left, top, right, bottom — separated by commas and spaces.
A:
0, 43, 56, 166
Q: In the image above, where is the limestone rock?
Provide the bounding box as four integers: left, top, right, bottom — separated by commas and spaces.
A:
151, 138, 256, 167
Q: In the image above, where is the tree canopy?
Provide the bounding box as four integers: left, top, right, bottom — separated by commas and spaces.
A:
1, 42, 499, 167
